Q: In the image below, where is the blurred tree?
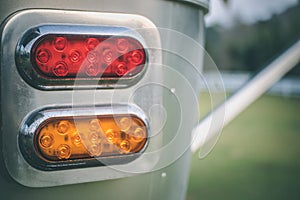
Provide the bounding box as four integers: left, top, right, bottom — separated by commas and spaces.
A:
205, 3, 300, 76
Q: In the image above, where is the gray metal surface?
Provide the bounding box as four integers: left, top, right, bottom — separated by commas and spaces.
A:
175, 0, 209, 11
0, 0, 207, 199
176, 0, 209, 10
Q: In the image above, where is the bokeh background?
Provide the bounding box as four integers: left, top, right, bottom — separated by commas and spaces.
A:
187, 0, 300, 199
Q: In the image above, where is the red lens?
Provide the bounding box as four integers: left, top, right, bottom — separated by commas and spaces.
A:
32, 35, 146, 79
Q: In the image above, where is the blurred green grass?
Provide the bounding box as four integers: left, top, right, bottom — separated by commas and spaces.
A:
187, 94, 300, 200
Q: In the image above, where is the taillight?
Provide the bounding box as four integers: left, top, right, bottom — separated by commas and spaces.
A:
16, 25, 148, 90
37, 116, 147, 161
19, 105, 149, 171
33, 35, 145, 78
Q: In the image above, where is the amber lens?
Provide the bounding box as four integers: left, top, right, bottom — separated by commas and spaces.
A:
36, 115, 147, 161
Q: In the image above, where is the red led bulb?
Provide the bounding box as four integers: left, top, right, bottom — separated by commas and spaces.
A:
54, 37, 67, 51
53, 62, 68, 77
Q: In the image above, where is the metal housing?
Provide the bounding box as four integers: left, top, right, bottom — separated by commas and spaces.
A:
1, 9, 162, 187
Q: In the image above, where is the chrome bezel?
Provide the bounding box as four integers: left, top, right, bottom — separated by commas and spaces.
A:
19, 104, 150, 171
15, 25, 149, 90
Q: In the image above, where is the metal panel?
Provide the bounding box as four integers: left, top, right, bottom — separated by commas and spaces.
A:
0, 0, 207, 199
1, 9, 162, 187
